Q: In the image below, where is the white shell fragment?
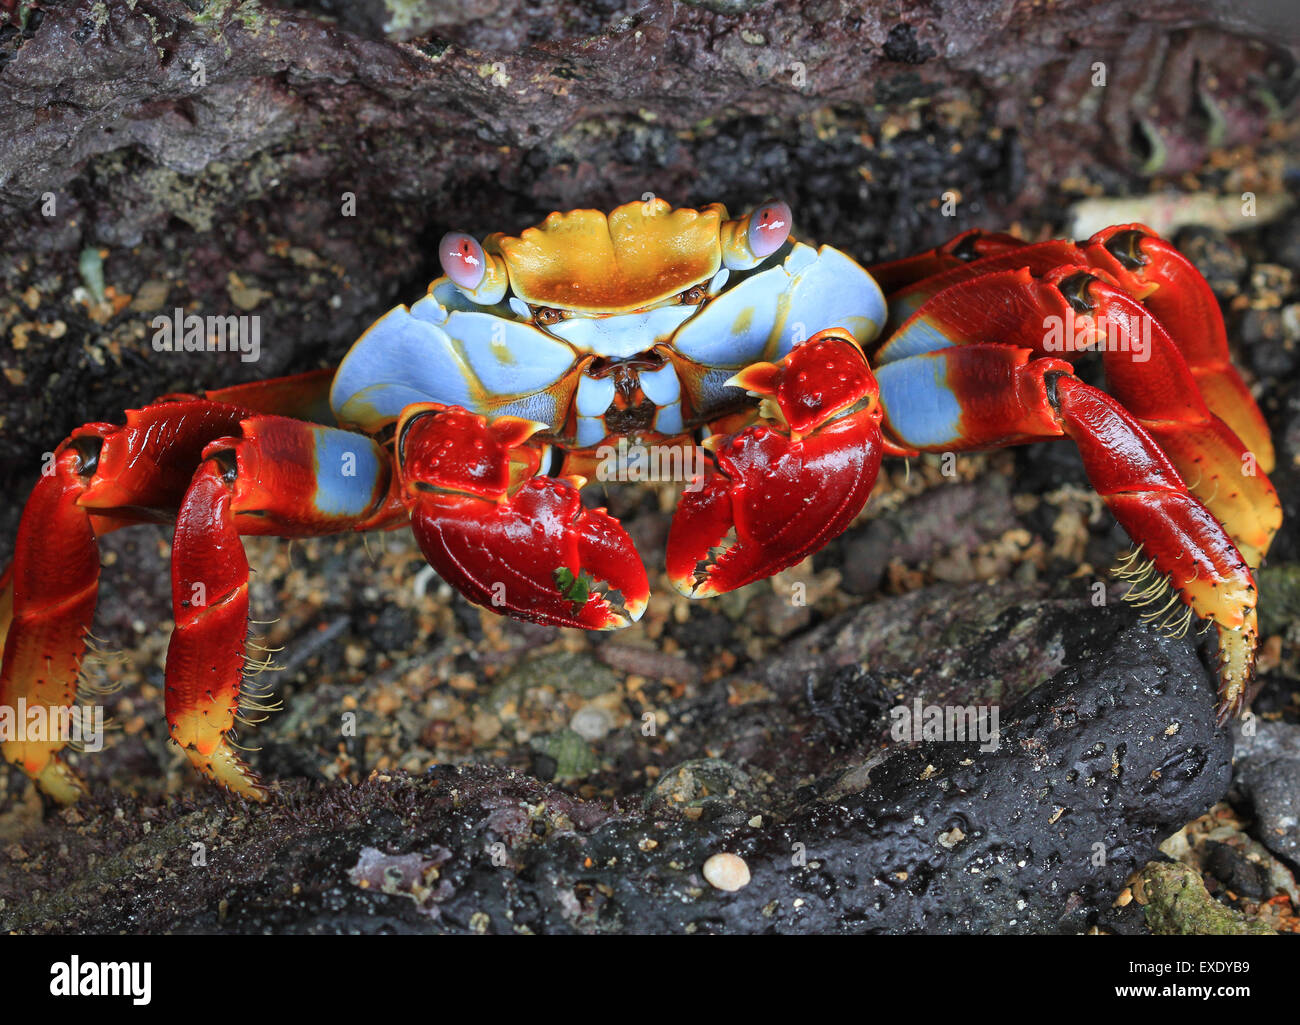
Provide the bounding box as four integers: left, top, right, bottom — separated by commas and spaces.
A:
703, 852, 751, 892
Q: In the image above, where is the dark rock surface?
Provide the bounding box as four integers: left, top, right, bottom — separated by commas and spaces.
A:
1232, 720, 1300, 868
0, 582, 1232, 934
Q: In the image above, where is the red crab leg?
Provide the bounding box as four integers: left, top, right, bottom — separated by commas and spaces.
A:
167, 417, 391, 800
867, 228, 1028, 295
876, 239, 1091, 333
0, 444, 102, 802
1045, 268, 1280, 568
875, 345, 1257, 720
880, 265, 1281, 566
2, 370, 366, 802
1083, 224, 1275, 473
666, 329, 887, 597
398, 406, 650, 630
875, 226, 1273, 476
0, 402, 256, 801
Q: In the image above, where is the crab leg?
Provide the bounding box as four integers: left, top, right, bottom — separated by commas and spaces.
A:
0, 444, 103, 802
878, 265, 1281, 566
666, 329, 887, 597
867, 228, 1028, 295
0, 370, 351, 802
397, 405, 650, 630
0, 402, 256, 801
874, 226, 1274, 475
875, 345, 1257, 720
1048, 268, 1280, 567
166, 417, 392, 799
1083, 225, 1275, 473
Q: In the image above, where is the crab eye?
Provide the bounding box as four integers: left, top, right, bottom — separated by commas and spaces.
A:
533, 306, 566, 326
680, 285, 707, 305
439, 232, 486, 290
747, 200, 791, 258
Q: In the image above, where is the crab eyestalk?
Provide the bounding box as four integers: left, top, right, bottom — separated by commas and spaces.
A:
438, 231, 510, 304
720, 200, 792, 270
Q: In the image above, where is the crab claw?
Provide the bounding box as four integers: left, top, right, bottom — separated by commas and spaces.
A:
398, 405, 649, 629
667, 329, 884, 597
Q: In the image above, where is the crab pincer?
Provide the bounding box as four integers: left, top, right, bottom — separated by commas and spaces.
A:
667, 329, 885, 597
398, 404, 650, 629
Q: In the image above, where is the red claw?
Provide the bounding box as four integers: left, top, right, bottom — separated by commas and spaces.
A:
667, 330, 884, 597
399, 405, 649, 629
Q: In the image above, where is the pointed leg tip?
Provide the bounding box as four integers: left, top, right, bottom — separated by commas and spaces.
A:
1212, 620, 1256, 727
4, 745, 87, 803
588, 589, 650, 630
33, 757, 88, 804
189, 741, 268, 802
624, 594, 649, 623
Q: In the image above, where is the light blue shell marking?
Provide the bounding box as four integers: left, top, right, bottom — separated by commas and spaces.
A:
309, 427, 386, 519
330, 286, 576, 429
671, 243, 886, 369
873, 353, 963, 450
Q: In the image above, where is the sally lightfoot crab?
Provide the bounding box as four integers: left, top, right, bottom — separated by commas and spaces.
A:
0, 199, 1281, 802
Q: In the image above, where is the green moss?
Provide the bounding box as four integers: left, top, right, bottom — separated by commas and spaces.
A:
1140, 862, 1274, 935
191, 0, 271, 36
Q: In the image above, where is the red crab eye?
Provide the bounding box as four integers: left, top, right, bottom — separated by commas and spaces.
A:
748, 200, 791, 258
439, 232, 486, 290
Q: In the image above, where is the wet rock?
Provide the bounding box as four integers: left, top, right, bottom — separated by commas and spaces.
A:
830, 475, 1018, 596
1199, 840, 1270, 899
1238, 308, 1297, 380
803, 663, 894, 746
1263, 205, 1300, 273
1231, 719, 1300, 868
645, 758, 758, 825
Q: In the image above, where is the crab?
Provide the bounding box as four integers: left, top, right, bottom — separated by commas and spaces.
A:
0, 199, 1281, 803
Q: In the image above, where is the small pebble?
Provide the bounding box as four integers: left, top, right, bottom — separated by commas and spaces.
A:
703, 852, 751, 892
570, 705, 613, 741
